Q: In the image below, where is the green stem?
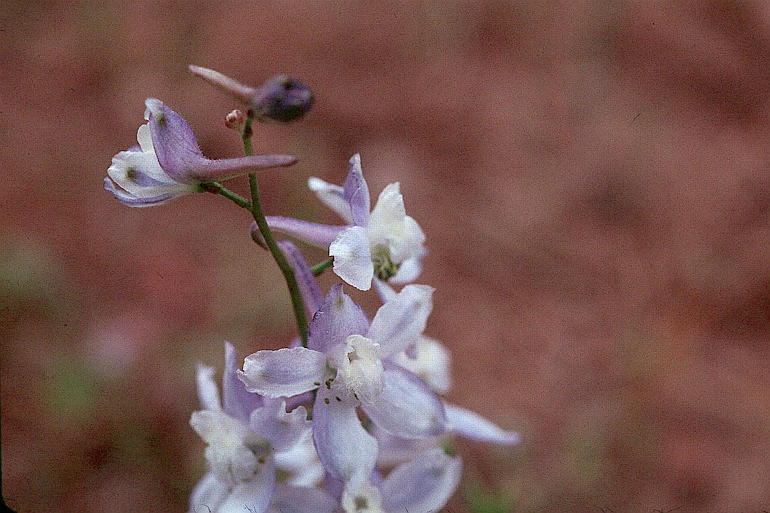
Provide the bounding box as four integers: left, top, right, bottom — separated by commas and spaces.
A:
201, 182, 251, 209
311, 258, 334, 276
242, 119, 309, 346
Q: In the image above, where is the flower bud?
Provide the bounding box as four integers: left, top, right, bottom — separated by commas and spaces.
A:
250, 75, 314, 122
189, 65, 313, 122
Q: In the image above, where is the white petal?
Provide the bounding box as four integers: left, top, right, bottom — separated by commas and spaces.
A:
267, 483, 338, 513
380, 447, 462, 513
196, 364, 222, 411
360, 366, 446, 439
312, 385, 377, 485
308, 176, 353, 223
445, 404, 521, 445
239, 348, 327, 398
136, 123, 154, 152
388, 254, 423, 284
329, 226, 374, 290
366, 284, 434, 358
392, 335, 452, 394
369, 183, 406, 235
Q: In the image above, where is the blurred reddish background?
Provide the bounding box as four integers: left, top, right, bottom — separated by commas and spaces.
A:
2, 1, 770, 512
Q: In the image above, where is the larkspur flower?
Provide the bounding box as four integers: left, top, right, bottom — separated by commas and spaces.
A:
189, 343, 332, 513
238, 284, 443, 487
262, 154, 426, 290
104, 99, 297, 207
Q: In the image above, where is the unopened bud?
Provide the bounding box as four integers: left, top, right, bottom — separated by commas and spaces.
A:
250, 75, 314, 122
189, 65, 313, 122
225, 109, 246, 130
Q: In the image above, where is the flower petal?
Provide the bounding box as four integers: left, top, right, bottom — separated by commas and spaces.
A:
366, 284, 433, 358
278, 240, 323, 318
329, 226, 374, 290
250, 399, 311, 452
189, 471, 229, 513
445, 404, 521, 445
308, 284, 369, 353
239, 347, 327, 398
144, 98, 204, 183
360, 365, 446, 439
343, 154, 370, 227
380, 447, 462, 513
266, 216, 345, 248
308, 176, 352, 223
223, 342, 263, 422
273, 436, 325, 487
196, 364, 222, 411
312, 384, 377, 485
104, 177, 185, 207
388, 254, 424, 284
368, 182, 406, 236
216, 457, 276, 513
392, 335, 452, 394
267, 483, 338, 513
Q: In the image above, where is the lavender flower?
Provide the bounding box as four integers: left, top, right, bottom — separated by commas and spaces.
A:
238, 284, 443, 486
263, 154, 426, 290
189, 343, 332, 513
105, 99, 297, 207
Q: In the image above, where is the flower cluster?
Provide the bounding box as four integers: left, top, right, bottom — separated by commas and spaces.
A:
106, 66, 519, 513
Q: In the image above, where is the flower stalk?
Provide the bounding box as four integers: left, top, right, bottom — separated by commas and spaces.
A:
241, 117, 309, 346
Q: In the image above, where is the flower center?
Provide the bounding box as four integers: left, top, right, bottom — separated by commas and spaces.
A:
331, 334, 385, 403
371, 244, 400, 280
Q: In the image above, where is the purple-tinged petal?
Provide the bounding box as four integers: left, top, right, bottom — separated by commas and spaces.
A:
196, 364, 222, 411
360, 365, 446, 439
250, 399, 311, 452
445, 403, 521, 445
104, 177, 185, 207
273, 436, 325, 487
144, 98, 204, 183
277, 240, 323, 317
239, 347, 327, 398
308, 176, 352, 223
329, 226, 374, 291
223, 341, 263, 421
189, 471, 229, 513
217, 457, 276, 513
380, 447, 462, 513
266, 216, 345, 248
312, 384, 377, 485
373, 426, 434, 467
267, 484, 338, 513
308, 284, 369, 353
343, 154, 370, 227
366, 284, 434, 358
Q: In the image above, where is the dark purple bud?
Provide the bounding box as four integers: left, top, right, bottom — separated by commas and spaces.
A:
250, 75, 314, 122
189, 65, 313, 122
